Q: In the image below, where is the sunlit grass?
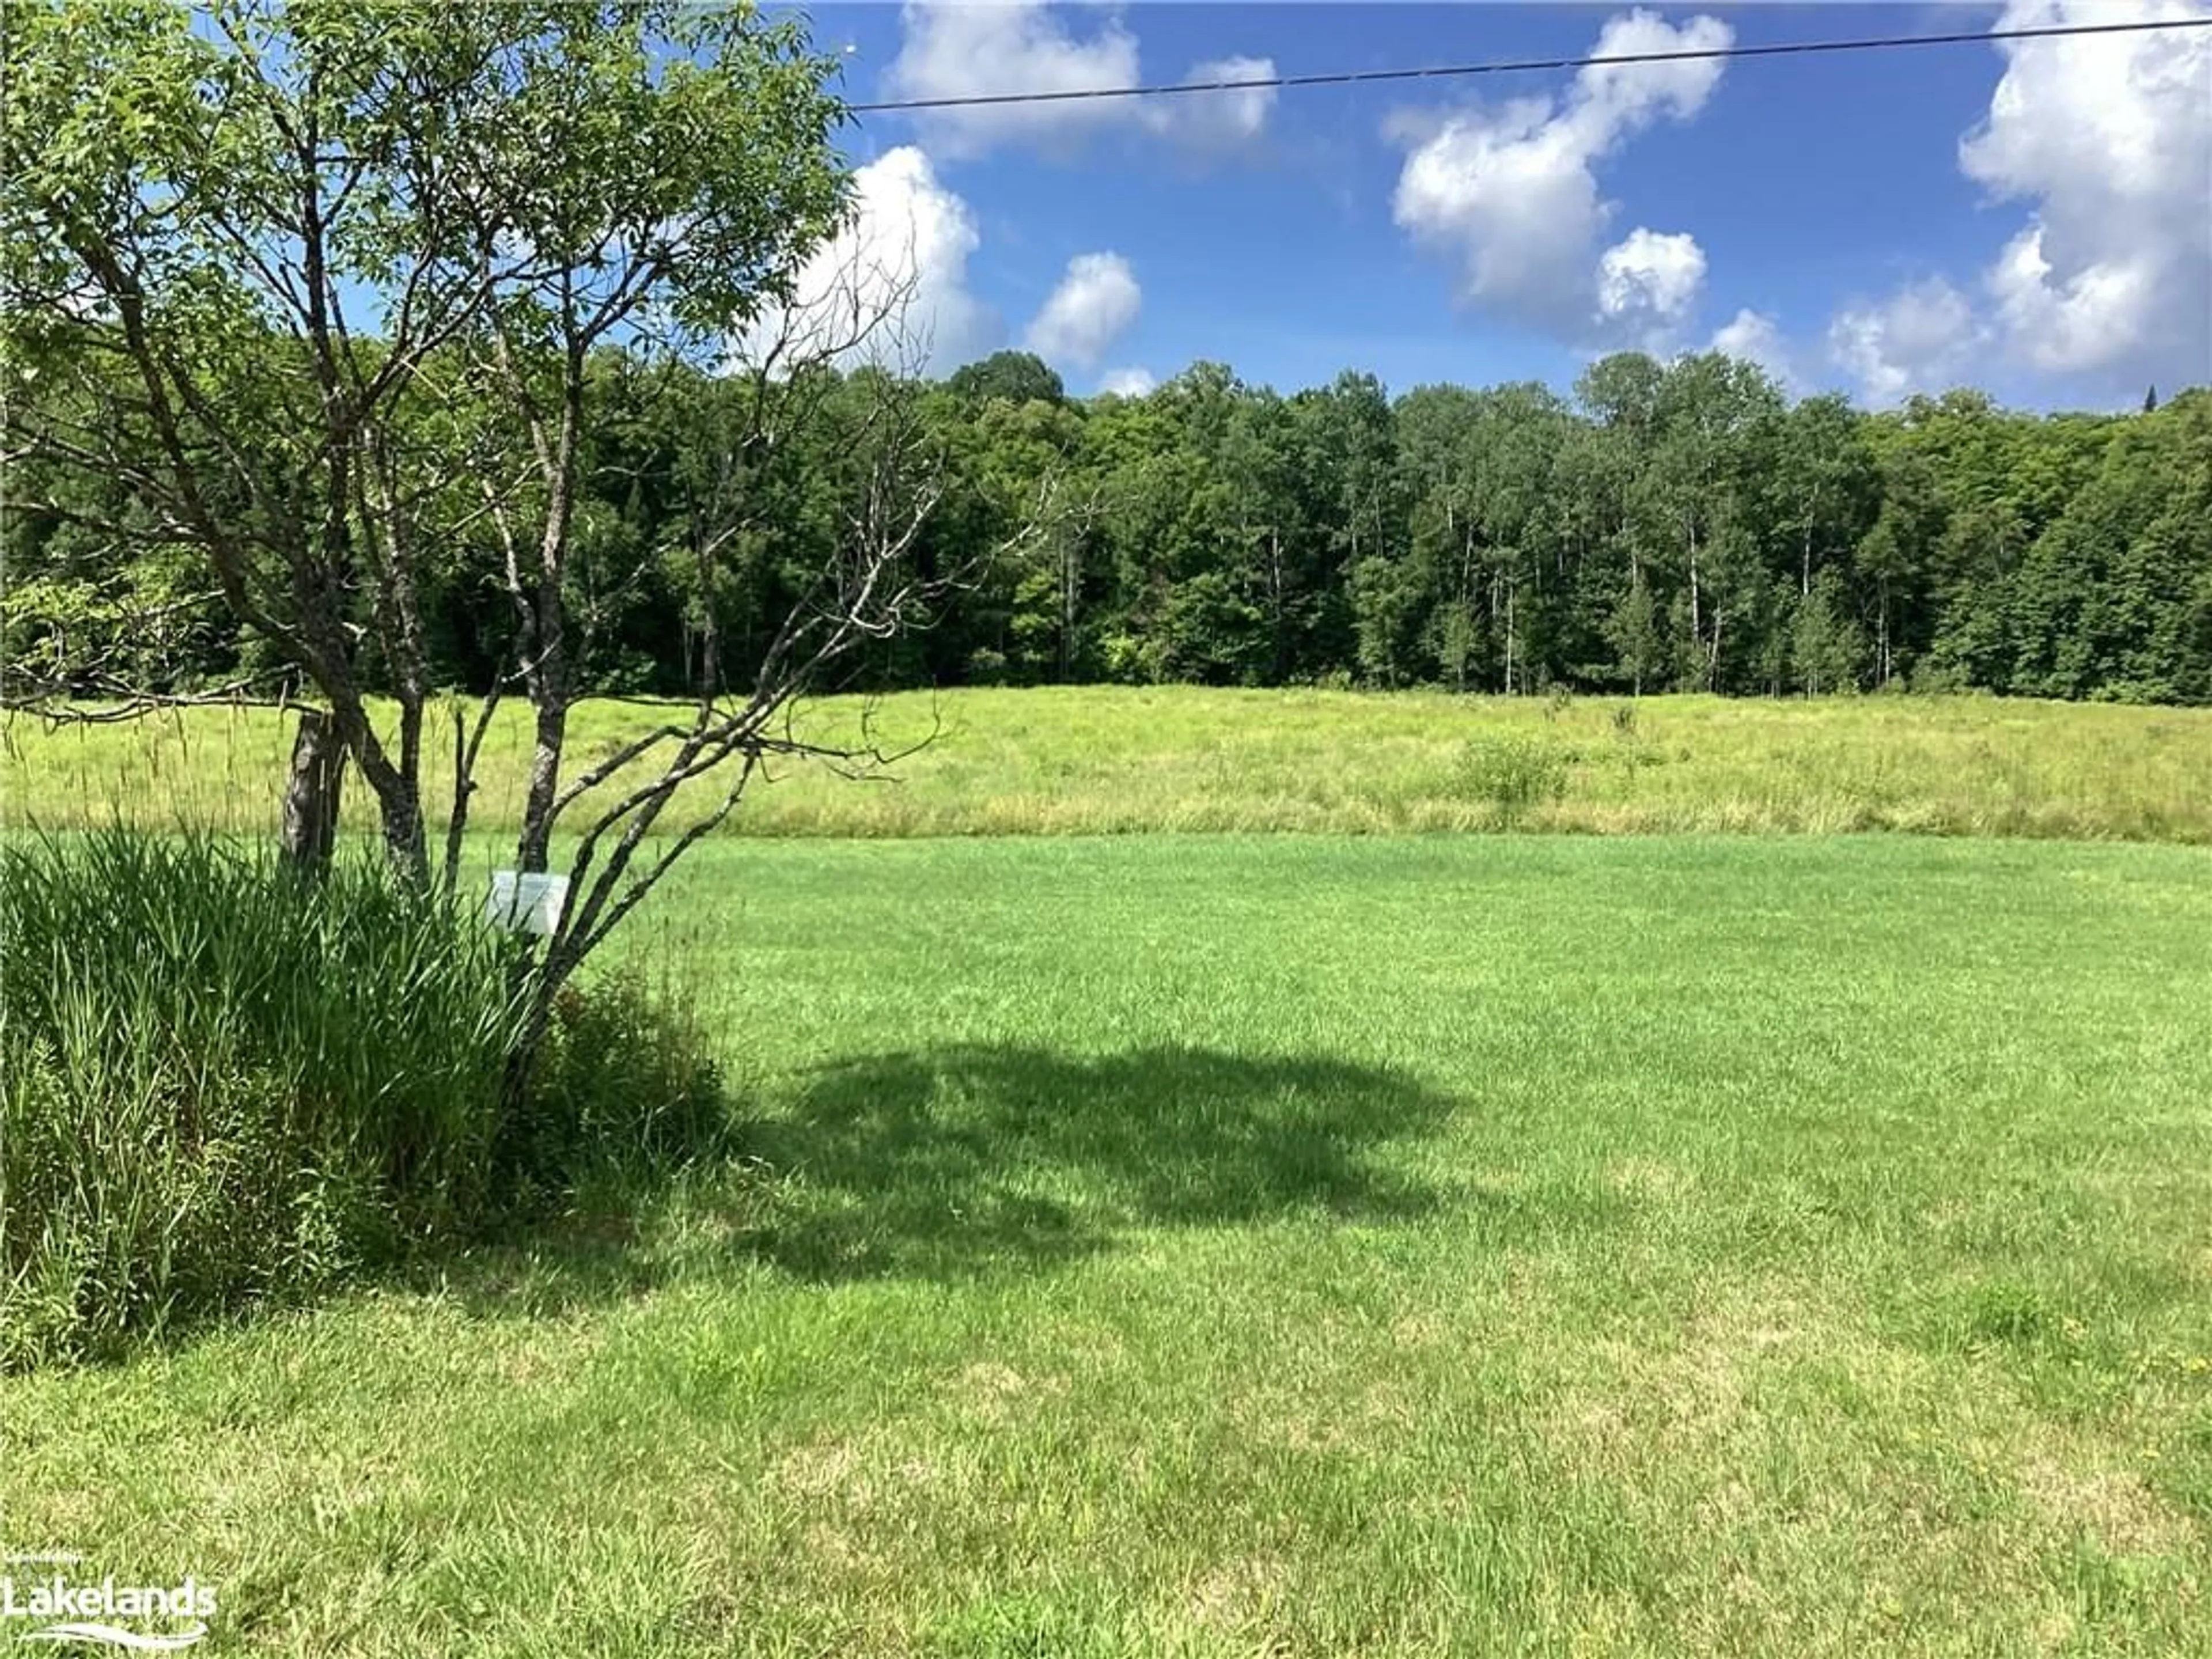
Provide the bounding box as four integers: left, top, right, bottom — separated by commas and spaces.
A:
0, 834, 729, 1369
5, 835, 2209, 1655
5, 687, 2209, 843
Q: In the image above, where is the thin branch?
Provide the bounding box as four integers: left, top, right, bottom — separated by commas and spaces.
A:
0, 673, 297, 726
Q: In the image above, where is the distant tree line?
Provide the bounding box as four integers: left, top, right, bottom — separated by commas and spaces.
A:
10, 345, 2211, 706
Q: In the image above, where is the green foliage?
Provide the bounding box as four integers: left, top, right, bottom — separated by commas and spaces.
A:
947, 351, 1066, 409
1791, 568, 1870, 695
4, 3, 2208, 736
2, 0, 855, 872
1455, 732, 1573, 824
1605, 570, 1665, 696
502, 972, 728, 1212
0, 832, 725, 1368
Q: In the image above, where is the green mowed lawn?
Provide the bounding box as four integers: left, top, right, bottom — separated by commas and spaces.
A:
7, 835, 2211, 1656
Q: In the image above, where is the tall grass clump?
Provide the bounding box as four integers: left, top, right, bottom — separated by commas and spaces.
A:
0, 831, 723, 1369
1455, 732, 1574, 825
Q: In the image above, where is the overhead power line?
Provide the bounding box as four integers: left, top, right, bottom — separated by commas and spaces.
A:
849, 16, 2212, 114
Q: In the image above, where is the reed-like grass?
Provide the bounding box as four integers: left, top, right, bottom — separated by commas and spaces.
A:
0, 832, 723, 1369
5, 688, 2206, 843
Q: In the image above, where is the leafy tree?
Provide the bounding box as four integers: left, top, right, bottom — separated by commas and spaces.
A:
3, 0, 850, 875
1605, 568, 1665, 696
1791, 568, 1869, 695
948, 351, 1066, 410
1, 0, 1035, 1083
10, 48, 2209, 765
2007, 391, 2212, 701
1774, 393, 1878, 598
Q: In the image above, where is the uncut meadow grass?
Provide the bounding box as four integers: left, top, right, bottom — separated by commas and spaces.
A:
6, 687, 2210, 843
4, 834, 2209, 1656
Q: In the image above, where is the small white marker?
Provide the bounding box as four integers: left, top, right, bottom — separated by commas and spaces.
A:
484, 870, 570, 937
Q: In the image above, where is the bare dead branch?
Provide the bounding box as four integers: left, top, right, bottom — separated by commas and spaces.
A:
1, 673, 296, 726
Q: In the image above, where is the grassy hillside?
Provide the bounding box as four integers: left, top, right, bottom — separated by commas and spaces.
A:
6, 687, 2210, 842
8, 835, 2210, 1656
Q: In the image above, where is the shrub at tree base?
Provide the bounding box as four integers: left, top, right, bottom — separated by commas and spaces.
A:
0, 833, 724, 1369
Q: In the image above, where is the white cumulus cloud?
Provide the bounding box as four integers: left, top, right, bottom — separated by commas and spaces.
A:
1708, 308, 1798, 388
886, 2, 1275, 159
1392, 9, 1733, 335
1099, 366, 1157, 397
1153, 56, 1278, 152
732, 146, 993, 377
1025, 252, 1142, 370
1959, 0, 2212, 384
1823, 1, 2210, 404
1596, 227, 1708, 335
1827, 278, 1988, 406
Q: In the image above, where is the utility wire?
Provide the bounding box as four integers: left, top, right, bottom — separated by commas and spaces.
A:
849, 16, 2212, 114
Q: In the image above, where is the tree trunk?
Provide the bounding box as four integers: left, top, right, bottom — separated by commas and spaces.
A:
280, 708, 344, 877
1504, 586, 1517, 696
1877, 581, 1893, 687
1267, 527, 1286, 683
1060, 534, 1077, 682
517, 700, 567, 874
1687, 524, 1703, 661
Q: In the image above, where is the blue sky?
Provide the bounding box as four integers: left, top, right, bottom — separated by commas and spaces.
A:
756, 3, 2211, 410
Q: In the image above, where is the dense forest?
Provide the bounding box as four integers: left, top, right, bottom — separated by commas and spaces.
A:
10, 345, 2211, 707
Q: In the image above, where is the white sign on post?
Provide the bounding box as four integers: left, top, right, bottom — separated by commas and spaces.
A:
484, 870, 570, 937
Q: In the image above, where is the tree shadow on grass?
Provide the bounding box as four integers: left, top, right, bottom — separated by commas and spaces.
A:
433, 1043, 1460, 1312
744, 1044, 1456, 1281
